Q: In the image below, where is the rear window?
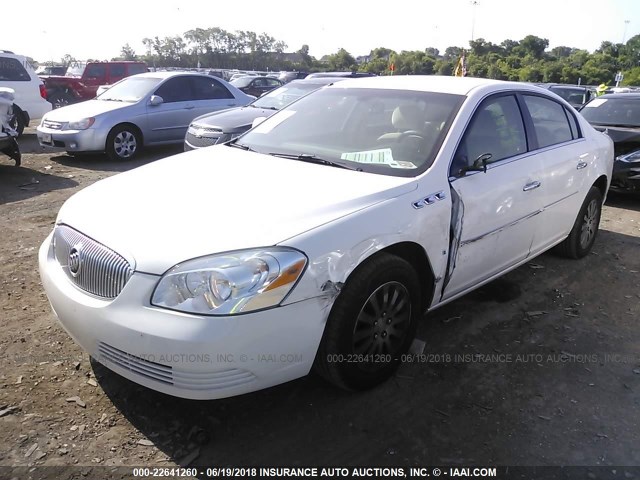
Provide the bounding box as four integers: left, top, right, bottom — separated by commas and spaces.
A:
0, 56, 30, 81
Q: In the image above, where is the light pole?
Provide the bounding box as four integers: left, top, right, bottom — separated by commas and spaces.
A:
622, 19, 630, 44
471, 1, 480, 42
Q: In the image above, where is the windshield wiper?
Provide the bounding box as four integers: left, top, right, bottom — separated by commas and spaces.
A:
268, 152, 361, 171
227, 140, 255, 151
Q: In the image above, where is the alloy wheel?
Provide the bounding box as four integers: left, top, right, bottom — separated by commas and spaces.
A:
352, 281, 412, 363
113, 131, 137, 159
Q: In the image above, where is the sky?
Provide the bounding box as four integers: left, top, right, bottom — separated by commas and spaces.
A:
5, 0, 640, 63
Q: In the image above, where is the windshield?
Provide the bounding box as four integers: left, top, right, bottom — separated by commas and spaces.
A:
581, 97, 640, 127
97, 76, 163, 102
253, 83, 324, 110
238, 87, 464, 177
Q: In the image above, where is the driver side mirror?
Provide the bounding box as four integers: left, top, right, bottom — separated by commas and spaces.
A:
458, 153, 493, 176
149, 95, 164, 106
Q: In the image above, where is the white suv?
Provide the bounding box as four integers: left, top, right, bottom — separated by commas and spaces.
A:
0, 50, 51, 135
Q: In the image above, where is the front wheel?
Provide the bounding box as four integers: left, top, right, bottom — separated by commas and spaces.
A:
313, 253, 421, 391
9, 106, 25, 136
106, 125, 141, 161
556, 186, 603, 259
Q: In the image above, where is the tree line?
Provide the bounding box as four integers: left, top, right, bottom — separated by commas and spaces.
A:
59, 26, 640, 86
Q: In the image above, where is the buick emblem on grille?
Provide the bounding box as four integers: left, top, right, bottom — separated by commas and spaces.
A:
68, 246, 82, 277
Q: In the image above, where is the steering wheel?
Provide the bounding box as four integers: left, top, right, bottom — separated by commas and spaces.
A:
397, 130, 424, 142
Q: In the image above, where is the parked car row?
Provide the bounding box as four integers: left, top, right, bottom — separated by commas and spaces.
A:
39, 75, 614, 401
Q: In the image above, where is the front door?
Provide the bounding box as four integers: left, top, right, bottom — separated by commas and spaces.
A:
442, 94, 545, 300
146, 76, 197, 143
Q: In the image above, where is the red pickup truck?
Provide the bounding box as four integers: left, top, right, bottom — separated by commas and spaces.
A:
41, 61, 148, 108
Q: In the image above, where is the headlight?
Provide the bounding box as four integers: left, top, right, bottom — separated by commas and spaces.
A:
67, 118, 95, 130
616, 150, 640, 163
151, 248, 307, 315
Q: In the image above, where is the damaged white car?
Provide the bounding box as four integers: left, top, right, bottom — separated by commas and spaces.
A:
39, 76, 613, 399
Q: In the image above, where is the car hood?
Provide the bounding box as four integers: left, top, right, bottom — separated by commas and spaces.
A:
192, 106, 276, 133
593, 125, 640, 158
56, 146, 417, 274
44, 99, 130, 120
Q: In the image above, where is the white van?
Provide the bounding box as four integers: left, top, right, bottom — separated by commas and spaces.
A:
0, 50, 51, 135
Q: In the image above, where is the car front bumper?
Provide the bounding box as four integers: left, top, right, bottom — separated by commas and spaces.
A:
38, 232, 329, 400
36, 125, 107, 153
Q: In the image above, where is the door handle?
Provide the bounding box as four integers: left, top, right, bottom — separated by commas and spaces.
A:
523, 181, 541, 191
576, 161, 588, 170
185, 105, 195, 110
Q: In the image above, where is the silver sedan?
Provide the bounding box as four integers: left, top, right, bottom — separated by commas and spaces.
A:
36, 72, 253, 160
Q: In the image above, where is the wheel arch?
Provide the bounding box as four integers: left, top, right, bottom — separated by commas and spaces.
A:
107, 122, 145, 147
344, 241, 436, 313
592, 174, 608, 200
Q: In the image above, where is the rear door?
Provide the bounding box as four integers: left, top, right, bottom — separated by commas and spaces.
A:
189, 76, 242, 118
442, 93, 545, 300
519, 94, 590, 253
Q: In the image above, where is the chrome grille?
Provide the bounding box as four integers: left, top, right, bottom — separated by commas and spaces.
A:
185, 130, 228, 148
43, 120, 63, 130
53, 225, 133, 298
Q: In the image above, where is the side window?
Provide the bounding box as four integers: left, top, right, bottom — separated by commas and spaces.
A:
523, 95, 573, 148
110, 64, 126, 78
128, 64, 148, 75
190, 76, 234, 100
0, 56, 30, 81
253, 78, 266, 87
565, 107, 580, 139
154, 77, 193, 103
85, 64, 107, 80
452, 95, 527, 176
266, 78, 281, 87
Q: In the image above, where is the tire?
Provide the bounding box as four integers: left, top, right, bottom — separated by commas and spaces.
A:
556, 186, 603, 259
106, 125, 141, 161
9, 106, 25, 136
49, 92, 73, 109
313, 253, 421, 391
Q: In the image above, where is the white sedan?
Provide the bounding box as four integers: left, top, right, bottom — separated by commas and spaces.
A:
39, 76, 613, 399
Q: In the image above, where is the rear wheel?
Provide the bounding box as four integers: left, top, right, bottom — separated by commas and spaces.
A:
314, 253, 421, 390
556, 186, 603, 259
49, 92, 73, 109
106, 125, 141, 161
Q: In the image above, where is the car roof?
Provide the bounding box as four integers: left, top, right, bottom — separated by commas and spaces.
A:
288, 77, 348, 86
132, 71, 213, 80
325, 75, 541, 96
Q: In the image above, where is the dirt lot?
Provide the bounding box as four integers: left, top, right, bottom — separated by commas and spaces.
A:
1, 129, 640, 478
